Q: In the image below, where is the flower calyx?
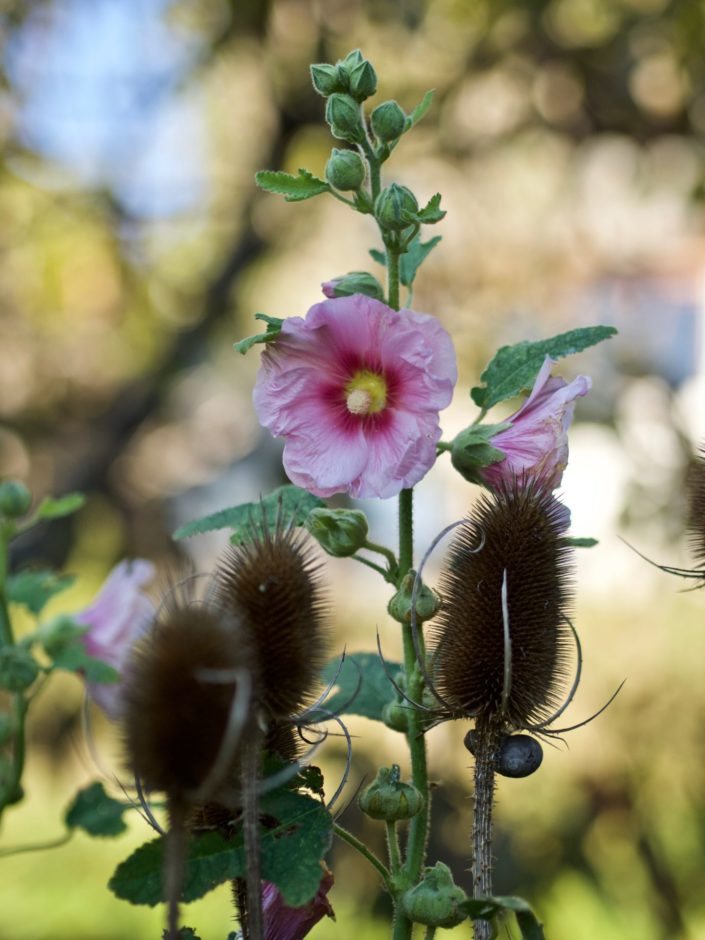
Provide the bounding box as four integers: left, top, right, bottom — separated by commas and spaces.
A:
305, 507, 369, 558
388, 570, 440, 625
448, 422, 510, 484
325, 148, 366, 192
401, 862, 468, 928
325, 93, 365, 144
374, 183, 419, 232
321, 271, 385, 301
358, 764, 424, 821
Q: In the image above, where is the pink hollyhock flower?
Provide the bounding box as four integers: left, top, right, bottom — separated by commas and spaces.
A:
481, 357, 591, 492
262, 869, 334, 940
253, 294, 457, 499
76, 559, 155, 719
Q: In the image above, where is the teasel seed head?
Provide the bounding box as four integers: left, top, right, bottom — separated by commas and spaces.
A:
214, 524, 329, 719
687, 443, 705, 571
123, 602, 253, 800
431, 481, 575, 729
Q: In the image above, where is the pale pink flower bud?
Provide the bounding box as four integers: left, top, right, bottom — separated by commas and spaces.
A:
481, 357, 591, 492
261, 869, 334, 940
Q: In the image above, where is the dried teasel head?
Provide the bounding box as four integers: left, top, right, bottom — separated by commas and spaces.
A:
122, 601, 253, 802
214, 522, 329, 720
430, 481, 575, 730
687, 444, 705, 573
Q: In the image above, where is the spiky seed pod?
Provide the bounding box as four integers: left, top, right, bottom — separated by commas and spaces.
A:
123, 603, 252, 799
687, 444, 705, 571
431, 482, 575, 728
215, 525, 329, 719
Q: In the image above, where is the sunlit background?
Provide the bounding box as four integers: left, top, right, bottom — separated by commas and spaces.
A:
1, 0, 705, 937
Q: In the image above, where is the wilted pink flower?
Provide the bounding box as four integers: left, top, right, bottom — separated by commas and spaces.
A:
253, 294, 457, 499
76, 559, 155, 719
262, 869, 334, 940
481, 357, 591, 492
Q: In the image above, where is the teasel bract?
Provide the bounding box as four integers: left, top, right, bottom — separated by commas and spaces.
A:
123, 592, 254, 940
427, 481, 580, 938
686, 444, 705, 580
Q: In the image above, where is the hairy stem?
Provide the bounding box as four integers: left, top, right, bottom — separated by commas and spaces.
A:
242, 721, 264, 940
334, 824, 392, 888
385, 820, 402, 874
0, 527, 14, 647
472, 714, 502, 940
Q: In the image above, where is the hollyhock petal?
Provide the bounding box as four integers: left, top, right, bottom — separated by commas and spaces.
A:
481, 358, 591, 492
261, 870, 334, 940
253, 295, 457, 499
76, 559, 155, 719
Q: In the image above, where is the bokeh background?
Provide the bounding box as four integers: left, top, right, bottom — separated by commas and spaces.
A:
1, 0, 705, 937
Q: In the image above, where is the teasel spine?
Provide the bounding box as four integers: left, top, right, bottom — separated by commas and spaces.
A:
687, 443, 705, 572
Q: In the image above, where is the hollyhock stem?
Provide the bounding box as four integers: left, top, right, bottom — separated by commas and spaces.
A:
333, 824, 392, 888
0, 528, 14, 647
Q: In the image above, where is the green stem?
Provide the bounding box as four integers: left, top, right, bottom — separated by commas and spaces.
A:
363, 539, 399, 575
334, 824, 392, 888
0, 528, 13, 647
0, 830, 72, 858
424, 928, 437, 940
351, 554, 393, 582
359, 117, 381, 202
387, 251, 401, 311
385, 820, 402, 874
328, 188, 359, 210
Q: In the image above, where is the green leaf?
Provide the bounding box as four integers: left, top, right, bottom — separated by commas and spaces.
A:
471, 326, 617, 411
35, 492, 86, 521
400, 235, 442, 288
459, 896, 546, 940
564, 537, 598, 548
255, 168, 330, 202
65, 782, 128, 837
234, 313, 284, 355
310, 652, 401, 722
369, 248, 386, 266
163, 929, 201, 940
51, 640, 119, 684
109, 790, 332, 908
6, 570, 75, 616
405, 89, 434, 129
173, 485, 324, 543
416, 193, 445, 224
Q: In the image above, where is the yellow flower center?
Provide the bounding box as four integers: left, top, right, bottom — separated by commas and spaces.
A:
345, 370, 387, 416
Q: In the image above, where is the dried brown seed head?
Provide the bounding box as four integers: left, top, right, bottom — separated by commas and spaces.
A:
215, 526, 329, 719
431, 482, 575, 728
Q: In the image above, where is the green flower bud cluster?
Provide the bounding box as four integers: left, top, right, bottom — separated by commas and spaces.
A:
311, 49, 377, 102
358, 764, 423, 821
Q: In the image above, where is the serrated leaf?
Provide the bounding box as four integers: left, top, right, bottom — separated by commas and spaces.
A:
400, 235, 442, 288
564, 537, 598, 548
310, 652, 400, 722
234, 313, 284, 356
255, 168, 330, 202
406, 89, 434, 129
35, 492, 85, 521
173, 485, 324, 543
109, 790, 331, 908
416, 193, 445, 224
459, 895, 546, 940
65, 782, 128, 837
471, 326, 617, 411
51, 641, 119, 684
6, 569, 75, 615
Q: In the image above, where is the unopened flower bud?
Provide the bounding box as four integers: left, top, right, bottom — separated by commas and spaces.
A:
0, 480, 32, 518
449, 424, 508, 485
374, 184, 419, 230
321, 271, 385, 301
305, 507, 368, 557
388, 570, 440, 625
325, 93, 364, 143
371, 100, 406, 143
310, 63, 344, 97
342, 49, 364, 69
382, 700, 409, 733
401, 862, 468, 928
0, 647, 39, 693
325, 148, 366, 191
358, 764, 424, 821
348, 59, 377, 101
